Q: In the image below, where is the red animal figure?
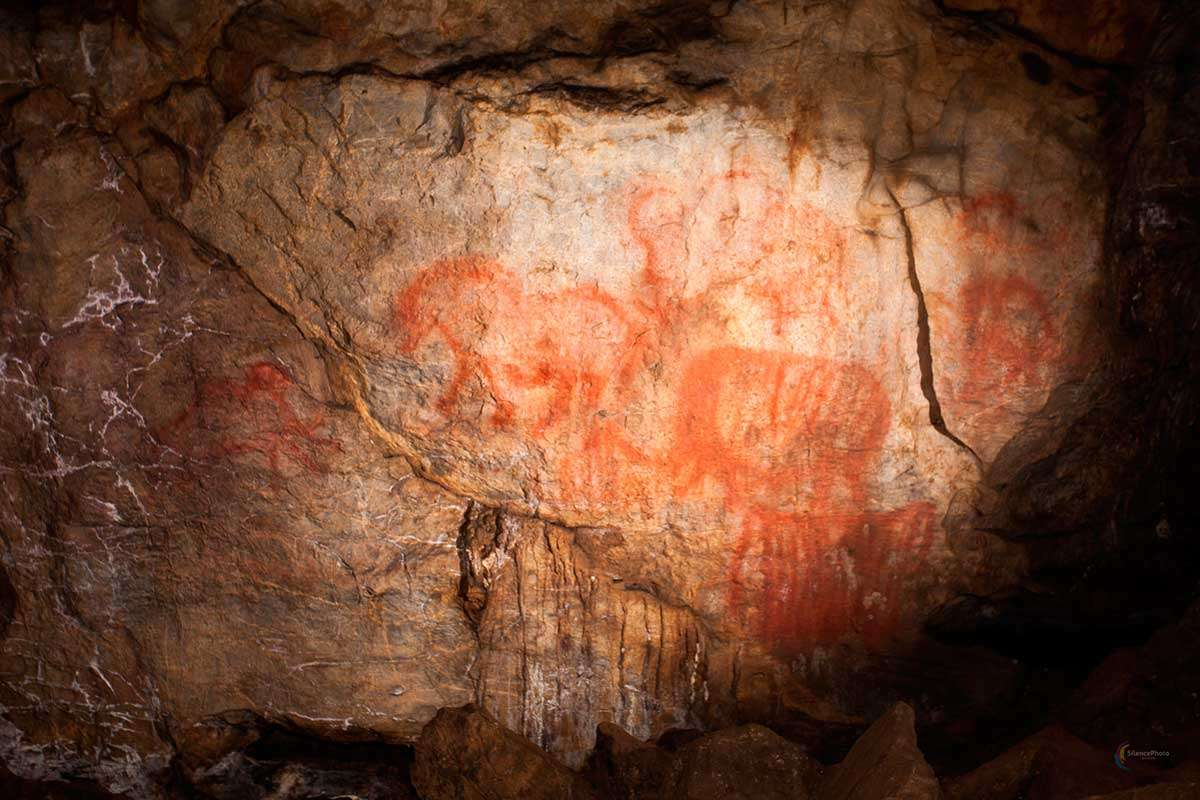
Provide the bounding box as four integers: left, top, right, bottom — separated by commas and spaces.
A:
671, 347, 890, 506
959, 274, 1058, 403
393, 256, 641, 439
669, 347, 930, 649
162, 362, 338, 473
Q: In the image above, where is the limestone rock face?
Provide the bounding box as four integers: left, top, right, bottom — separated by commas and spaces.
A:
0, 0, 1195, 797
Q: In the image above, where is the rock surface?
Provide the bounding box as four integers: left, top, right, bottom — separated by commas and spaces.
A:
412, 705, 595, 800
0, 0, 1197, 797
1086, 787, 1200, 800
664, 723, 819, 799
817, 703, 941, 800
941, 725, 1136, 800
585, 721, 675, 800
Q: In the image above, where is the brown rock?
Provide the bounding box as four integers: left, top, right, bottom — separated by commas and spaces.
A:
1065, 601, 1200, 768
463, 508, 705, 767
0, 9, 36, 103
412, 705, 596, 800
941, 727, 1051, 800
184, 725, 420, 800
817, 703, 940, 800
942, 0, 1158, 63
0, 765, 129, 799
1086, 786, 1200, 800
942, 725, 1136, 800
585, 722, 674, 800
661, 723, 819, 800
1028, 730, 1142, 800
1165, 763, 1200, 784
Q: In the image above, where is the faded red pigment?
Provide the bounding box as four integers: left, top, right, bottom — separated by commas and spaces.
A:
938, 188, 1089, 451
674, 347, 936, 647
959, 273, 1058, 410
162, 361, 338, 473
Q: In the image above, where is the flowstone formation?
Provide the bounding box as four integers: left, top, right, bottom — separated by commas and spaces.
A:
0, 0, 1196, 797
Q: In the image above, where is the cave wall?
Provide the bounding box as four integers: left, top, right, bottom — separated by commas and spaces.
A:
0, 0, 1193, 795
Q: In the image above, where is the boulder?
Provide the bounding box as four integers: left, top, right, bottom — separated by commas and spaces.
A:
584, 722, 674, 800
1065, 601, 1200, 769
412, 705, 595, 800
817, 703, 940, 800
661, 723, 820, 800
942, 725, 1135, 800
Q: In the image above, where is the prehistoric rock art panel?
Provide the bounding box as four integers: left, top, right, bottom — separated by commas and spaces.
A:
174, 60, 1109, 768
393, 166, 940, 654
0, 0, 1151, 792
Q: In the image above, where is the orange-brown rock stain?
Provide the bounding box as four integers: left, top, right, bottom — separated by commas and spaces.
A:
955, 190, 1079, 255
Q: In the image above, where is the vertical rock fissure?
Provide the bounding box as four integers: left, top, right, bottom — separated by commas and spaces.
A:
455, 500, 482, 637
889, 188, 982, 466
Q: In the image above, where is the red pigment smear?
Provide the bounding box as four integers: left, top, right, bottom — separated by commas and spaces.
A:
162, 361, 338, 472
670, 347, 891, 506
958, 273, 1058, 409
954, 190, 1085, 257
728, 502, 938, 649
670, 347, 931, 649
955, 191, 1022, 252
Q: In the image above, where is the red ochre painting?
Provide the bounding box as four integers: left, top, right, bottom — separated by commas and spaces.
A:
161, 361, 339, 474
936, 190, 1095, 454
391, 171, 1074, 653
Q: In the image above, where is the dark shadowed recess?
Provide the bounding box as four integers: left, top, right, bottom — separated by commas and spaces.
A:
0, 718, 421, 799
0, 564, 15, 641
166, 716, 419, 800
0, 765, 130, 800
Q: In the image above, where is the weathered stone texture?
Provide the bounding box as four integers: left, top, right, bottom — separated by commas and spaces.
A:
663, 723, 820, 799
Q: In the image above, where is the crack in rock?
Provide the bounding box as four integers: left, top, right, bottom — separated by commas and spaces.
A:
888, 184, 982, 468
